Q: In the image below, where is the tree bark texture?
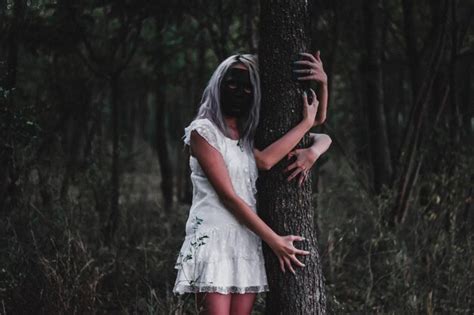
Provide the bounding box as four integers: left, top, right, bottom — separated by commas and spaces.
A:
256, 1, 326, 314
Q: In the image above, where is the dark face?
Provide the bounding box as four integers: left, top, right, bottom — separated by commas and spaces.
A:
220, 66, 253, 118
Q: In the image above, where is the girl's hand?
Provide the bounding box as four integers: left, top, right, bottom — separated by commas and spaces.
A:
284, 133, 332, 186
284, 147, 321, 186
302, 88, 319, 128
293, 51, 328, 86
268, 234, 310, 274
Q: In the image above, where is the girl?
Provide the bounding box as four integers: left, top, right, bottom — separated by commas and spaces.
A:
173, 53, 331, 314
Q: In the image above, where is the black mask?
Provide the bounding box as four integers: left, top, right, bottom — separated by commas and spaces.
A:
220, 67, 253, 118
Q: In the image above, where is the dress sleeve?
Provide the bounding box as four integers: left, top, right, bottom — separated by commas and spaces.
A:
183, 118, 222, 153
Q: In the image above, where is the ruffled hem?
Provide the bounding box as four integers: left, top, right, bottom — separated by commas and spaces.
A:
173, 256, 269, 295
173, 222, 268, 295
173, 284, 270, 295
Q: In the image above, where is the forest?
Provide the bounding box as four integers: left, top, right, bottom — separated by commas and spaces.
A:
1, 0, 473, 314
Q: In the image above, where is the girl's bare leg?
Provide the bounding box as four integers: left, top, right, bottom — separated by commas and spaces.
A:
230, 293, 257, 315
195, 292, 232, 315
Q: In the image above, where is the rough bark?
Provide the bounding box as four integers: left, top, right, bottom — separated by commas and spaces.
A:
256, 1, 326, 314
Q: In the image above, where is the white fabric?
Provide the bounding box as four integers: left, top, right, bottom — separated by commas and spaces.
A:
173, 118, 269, 295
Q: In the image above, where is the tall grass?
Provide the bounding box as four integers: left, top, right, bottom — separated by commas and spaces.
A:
1, 135, 472, 314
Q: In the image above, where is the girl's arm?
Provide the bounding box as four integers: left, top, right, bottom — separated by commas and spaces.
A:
309, 132, 332, 154
293, 51, 328, 126
314, 83, 328, 126
253, 89, 319, 170
190, 130, 310, 274
284, 132, 332, 185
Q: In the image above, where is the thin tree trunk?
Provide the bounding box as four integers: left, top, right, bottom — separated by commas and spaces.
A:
362, 0, 392, 193
391, 0, 449, 225
181, 31, 207, 204
0, 0, 25, 213
105, 74, 121, 244
459, 57, 471, 139
448, 0, 461, 146
245, 0, 258, 53
402, 0, 421, 102
156, 87, 173, 210
256, 1, 326, 313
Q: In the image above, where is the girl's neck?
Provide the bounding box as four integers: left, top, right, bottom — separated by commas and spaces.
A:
223, 116, 240, 139
224, 116, 238, 129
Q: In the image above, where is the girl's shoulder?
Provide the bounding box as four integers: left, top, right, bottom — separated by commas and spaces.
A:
191, 117, 216, 128
183, 118, 223, 152
185, 118, 221, 139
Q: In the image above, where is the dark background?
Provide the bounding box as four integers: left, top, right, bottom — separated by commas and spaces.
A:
1, 0, 473, 313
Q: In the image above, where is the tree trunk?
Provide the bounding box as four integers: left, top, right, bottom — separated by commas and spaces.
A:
0, 0, 25, 214
362, 0, 392, 193
256, 1, 326, 314
180, 30, 208, 204
401, 0, 421, 103
391, 0, 449, 225
156, 86, 173, 210
245, 0, 258, 53
105, 74, 121, 244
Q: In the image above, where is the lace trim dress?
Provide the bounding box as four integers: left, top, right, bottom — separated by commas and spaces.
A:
172, 118, 269, 295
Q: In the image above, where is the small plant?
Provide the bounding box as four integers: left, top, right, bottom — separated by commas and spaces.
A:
175, 215, 212, 291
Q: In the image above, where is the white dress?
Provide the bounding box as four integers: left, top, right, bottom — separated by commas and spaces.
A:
172, 118, 269, 295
